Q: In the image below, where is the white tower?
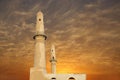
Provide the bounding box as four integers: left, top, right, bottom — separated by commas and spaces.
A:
30, 11, 47, 80
50, 45, 57, 74
33, 11, 47, 72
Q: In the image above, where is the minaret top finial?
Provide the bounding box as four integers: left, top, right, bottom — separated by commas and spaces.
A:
37, 11, 43, 16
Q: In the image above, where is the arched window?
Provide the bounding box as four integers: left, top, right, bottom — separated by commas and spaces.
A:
39, 19, 41, 21
68, 77, 76, 80
51, 77, 56, 80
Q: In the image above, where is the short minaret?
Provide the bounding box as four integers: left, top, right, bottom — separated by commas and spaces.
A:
50, 44, 57, 74
33, 11, 47, 72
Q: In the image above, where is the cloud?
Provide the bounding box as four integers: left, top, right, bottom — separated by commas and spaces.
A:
0, 0, 120, 80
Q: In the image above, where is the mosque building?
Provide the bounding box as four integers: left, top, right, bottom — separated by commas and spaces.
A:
30, 11, 86, 80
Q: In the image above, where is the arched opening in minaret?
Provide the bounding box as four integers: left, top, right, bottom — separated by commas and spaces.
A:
68, 77, 76, 80
39, 19, 41, 21
51, 77, 56, 80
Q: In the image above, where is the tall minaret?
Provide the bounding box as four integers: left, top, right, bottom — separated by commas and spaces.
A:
33, 11, 47, 72
50, 44, 57, 74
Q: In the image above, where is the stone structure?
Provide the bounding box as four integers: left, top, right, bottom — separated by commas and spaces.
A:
30, 11, 86, 80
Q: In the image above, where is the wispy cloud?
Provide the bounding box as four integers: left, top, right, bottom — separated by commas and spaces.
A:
0, 0, 120, 80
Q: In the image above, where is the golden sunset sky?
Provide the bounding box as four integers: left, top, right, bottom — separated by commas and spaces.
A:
0, 0, 120, 80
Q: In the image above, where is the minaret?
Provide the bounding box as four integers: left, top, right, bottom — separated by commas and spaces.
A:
50, 44, 57, 74
33, 11, 47, 72
30, 11, 48, 80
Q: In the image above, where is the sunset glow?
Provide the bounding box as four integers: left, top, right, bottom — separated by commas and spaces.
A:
0, 0, 120, 80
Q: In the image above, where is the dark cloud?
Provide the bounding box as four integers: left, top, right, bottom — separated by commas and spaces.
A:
0, 0, 120, 80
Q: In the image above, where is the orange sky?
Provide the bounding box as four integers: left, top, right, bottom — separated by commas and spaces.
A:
0, 0, 120, 80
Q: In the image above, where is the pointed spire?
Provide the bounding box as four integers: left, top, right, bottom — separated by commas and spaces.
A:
36, 11, 44, 34
51, 44, 56, 60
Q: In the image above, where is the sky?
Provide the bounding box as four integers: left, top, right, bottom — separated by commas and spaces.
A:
0, 0, 120, 80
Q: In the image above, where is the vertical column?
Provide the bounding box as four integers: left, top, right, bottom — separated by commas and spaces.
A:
33, 11, 47, 72
50, 45, 57, 74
